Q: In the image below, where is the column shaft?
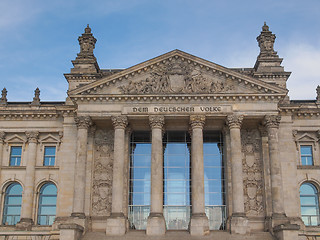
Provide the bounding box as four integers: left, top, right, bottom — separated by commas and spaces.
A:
106, 115, 128, 236
72, 116, 92, 216
226, 115, 245, 214
189, 115, 209, 236
147, 116, 165, 235
264, 115, 285, 216
0, 132, 5, 167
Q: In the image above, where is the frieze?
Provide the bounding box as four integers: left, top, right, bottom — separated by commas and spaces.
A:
118, 59, 235, 95
92, 129, 114, 216
241, 128, 264, 216
123, 105, 231, 114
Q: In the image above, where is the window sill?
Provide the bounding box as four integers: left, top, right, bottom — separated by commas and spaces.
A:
297, 165, 320, 170
1, 166, 26, 170
35, 166, 59, 170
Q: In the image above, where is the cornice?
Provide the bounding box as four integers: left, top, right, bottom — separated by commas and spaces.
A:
0, 105, 76, 120
68, 50, 287, 96
69, 93, 285, 103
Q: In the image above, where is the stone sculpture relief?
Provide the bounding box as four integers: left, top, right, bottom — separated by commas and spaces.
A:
92, 129, 114, 216
119, 59, 235, 94
241, 128, 264, 216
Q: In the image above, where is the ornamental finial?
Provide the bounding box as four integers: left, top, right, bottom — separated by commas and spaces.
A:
0, 87, 7, 105
316, 85, 320, 103
31, 87, 40, 105
256, 22, 278, 58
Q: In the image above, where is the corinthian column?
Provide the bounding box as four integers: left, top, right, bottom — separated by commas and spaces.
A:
147, 115, 166, 235
263, 115, 286, 221
106, 115, 128, 236
226, 115, 248, 234
72, 116, 92, 217
17, 131, 39, 230
189, 115, 209, 236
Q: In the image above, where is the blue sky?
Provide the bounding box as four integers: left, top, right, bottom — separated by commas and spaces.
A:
0, 0, 319, 101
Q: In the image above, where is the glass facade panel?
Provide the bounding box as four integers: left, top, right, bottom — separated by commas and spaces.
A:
163, 131, 191, 230
43, 146, 56, 166
10, 146, 22, 166
300, 145, 313, 166
300, 183, 319, 226
38, 183, 57, 225
2, 183, 22, 225
203, 132, 226, 230
128, 132, 151, 230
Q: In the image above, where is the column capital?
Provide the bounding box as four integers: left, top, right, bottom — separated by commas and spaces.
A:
149, 115, 165, 129
111, 115, 128, 129
263, 115, 281, 129
25, 131, 39, 143
0, 131, 5, 143
190, 115, 206, 129
75, 116, 93, 129
226, 114, 243, 129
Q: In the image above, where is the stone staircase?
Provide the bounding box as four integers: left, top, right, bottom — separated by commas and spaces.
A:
82, 231, 275, 240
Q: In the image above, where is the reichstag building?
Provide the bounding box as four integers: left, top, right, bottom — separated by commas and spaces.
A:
0, 23, 319, 240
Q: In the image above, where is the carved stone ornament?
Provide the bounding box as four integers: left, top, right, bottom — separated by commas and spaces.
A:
74, 116, 93, 129
190, 115, 206, 129
226, 114, 244, 129
317, 85, 320, 103
77, 24, 97, 60
0, 88, 7, 105
118, 58, 235, 94
111, 115, 128, 129
256, 22, 278, 58
25, 131, 39, 143
0, 131, 5, 142
241, 129, 264, 216
31, 87, 40, 105
92, 129, 114, 216
149, 115, 165, 129
263, 115, 281, 128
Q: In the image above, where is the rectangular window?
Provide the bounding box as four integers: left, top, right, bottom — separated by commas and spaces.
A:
300, 145, 313, 166
43, 146, 56, 166
10, 146, 22, 166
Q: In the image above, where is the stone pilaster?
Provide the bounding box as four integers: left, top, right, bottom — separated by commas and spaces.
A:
0, 132, 5, 167
189, 115, 209, 236
16, 131, 39, 230
72, 116, 92, 218
106, 115, 128, 236
226, 115, 248, 234
263, 115, 287, 226
147, 116, 166, 235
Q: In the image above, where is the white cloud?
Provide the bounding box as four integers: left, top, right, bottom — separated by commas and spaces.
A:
282, 42, 320, 100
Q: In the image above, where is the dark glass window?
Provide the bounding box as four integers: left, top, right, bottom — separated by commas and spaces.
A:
128, 132, 151, 230
43, 146, 56, 166
300, 183, 319, 226
203, 132, 226, 230
2, 183, 22, 225
10, 146, 22, 166
37, 183, 57, 225
300, 146, 313, 166
163, 131, 191, 230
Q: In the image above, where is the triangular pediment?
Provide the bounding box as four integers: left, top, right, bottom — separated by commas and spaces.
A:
69, 50, 287, 98
6, 134, 26, 143
39, 134, 60, 143
297, 133, 317, 142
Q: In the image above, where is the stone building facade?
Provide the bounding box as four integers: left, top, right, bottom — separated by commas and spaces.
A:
0, 23, 319, 240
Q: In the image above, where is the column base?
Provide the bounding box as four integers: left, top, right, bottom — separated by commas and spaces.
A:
59, 223, 84, 240
16, 218, 33, 231
230, 213, 249, 234
273, 223, 300, 240
146, 213, 166, 235
106, 213, 128, 236
189, 213, 210, 236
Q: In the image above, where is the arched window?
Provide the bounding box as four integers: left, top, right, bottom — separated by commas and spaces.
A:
300, 183, 319, 226
37, 183, 57, 225
2, 183, 22, 225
